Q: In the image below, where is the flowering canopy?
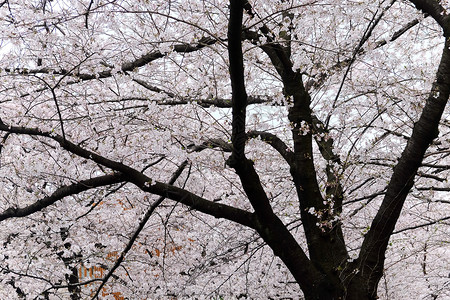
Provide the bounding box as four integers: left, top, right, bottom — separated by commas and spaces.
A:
0, 0, 449, 299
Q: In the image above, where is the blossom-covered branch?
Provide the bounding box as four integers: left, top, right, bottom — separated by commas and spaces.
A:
4, 37, 217, 81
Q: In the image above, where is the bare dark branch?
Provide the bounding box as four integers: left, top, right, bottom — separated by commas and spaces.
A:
6, 37, 217, 82
357, 37, 450, 298
393, 216, 450, 234
0, 173, 125, 222
0, 120, 254, 228
408, 0, 450, 36
247, 130, 293, 165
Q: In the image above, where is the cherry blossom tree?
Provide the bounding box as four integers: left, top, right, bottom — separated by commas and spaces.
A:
0, 0, 449, 299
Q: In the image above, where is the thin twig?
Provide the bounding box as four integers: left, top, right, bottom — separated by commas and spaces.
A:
90, 160, 189, 299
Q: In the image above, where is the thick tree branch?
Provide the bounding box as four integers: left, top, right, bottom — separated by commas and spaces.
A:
224, 2, 324, 296
247, 130, 294, 165
0, 120, 254, 228
227, 0, 248, 164
416, 171, 446, 182
421, 162, 450, 173
227, 0, 289, 229
243, 30, 293, 81
408, 0, 450, 36
416, 186, 450, 191
141, 180, 255, 228
227, 0, 280, 227
89, 96, 271, 110
376, 17, 425, 47
243, 0, 350, 281
355, 37, 450, 298
0, 173, 125, 222
187, 138, 232, 152
6, 37, 216, 82
0, 120, 143, 177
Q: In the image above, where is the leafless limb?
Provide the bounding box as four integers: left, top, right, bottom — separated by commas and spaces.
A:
85, 0, 94, 28
0, 173, 125, 222
393, 216, 450, 234
416, 186, 450, 192
0, 120, 255, 227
